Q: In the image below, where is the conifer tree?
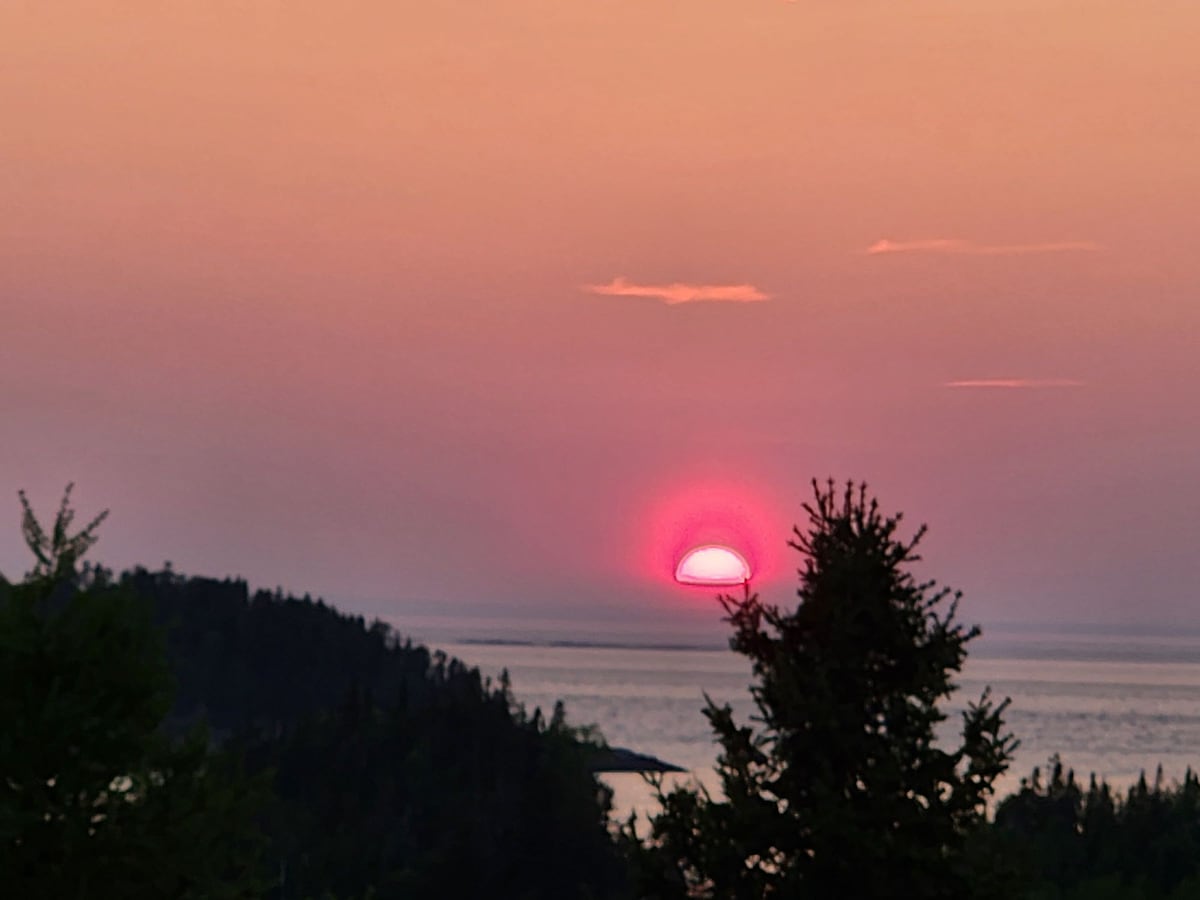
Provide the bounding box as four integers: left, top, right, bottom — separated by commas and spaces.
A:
0, 486, 264, 898
637, 481, 1017, 899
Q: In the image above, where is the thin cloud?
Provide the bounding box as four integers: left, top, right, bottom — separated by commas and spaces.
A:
944, 378, 1086, 389
867, 239, 964, 255
583, 276, 769, 305
867, 238, 1100, 256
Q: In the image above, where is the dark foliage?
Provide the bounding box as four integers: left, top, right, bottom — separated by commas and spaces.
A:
0, 489, 265, 899
110, 565, 630, 899
995, 758, 1200, 899
632, 481, 1018, 899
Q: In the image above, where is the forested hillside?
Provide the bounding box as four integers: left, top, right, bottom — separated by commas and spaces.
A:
101, 564, 631, 899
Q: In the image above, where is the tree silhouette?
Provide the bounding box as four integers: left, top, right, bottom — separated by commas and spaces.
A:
995, 759, 1200, 898
17, 482, 109, 580
634, 481, 1017, 899
0, 487, 265, 898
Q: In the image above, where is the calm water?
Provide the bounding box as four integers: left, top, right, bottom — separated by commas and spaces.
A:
397, 616, 1200, 821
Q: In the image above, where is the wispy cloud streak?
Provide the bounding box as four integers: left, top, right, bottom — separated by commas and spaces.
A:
867, 239, 1100, 256
944, 378, 1086, 389
583, 276, 769, 305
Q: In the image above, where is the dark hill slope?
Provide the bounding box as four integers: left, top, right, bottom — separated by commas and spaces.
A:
105, 567, 631, 899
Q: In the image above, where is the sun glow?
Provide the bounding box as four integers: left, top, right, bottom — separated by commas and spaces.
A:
675, 545, 751, 586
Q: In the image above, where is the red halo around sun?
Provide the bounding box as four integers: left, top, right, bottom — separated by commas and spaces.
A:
639, 477, 785, 596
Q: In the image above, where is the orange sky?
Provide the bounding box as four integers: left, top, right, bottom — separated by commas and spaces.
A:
3, 2, 1199, 631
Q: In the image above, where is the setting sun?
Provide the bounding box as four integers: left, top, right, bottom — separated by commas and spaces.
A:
674, 545, 751, 586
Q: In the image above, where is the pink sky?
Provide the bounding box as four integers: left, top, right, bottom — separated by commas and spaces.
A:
3, 2, 1199, 632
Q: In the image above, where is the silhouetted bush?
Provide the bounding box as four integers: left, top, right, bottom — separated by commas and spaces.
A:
995, 759, 1200, 899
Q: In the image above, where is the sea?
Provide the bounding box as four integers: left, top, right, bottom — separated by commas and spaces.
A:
392, 615, 1200, 824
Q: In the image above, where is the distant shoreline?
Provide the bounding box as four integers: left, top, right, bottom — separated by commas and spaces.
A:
455, 636, 727, 653
449, 632, 1200, 666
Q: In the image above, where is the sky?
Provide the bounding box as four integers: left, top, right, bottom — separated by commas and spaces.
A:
3, 1, 1199, 635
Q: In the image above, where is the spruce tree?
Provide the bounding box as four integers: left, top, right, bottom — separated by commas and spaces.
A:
638, 481, 1017, 899
0, 487, 265, 898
